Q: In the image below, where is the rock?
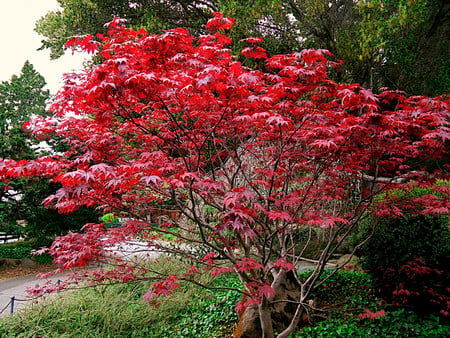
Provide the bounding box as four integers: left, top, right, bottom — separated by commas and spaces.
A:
335, 254, 363, 272
335, 238, 354, 255
21, 258, 38, 268
296, 261, 317, 273
0, 258, 21, 267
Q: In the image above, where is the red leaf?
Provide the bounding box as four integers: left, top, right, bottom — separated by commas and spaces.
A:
258, 284, 275, 299
240, 37, 264, 44
310, 139, 338, 149
210, 267, 234, 276
236, 258, 264, 272
267, 210, 292, 222
143, 275, 180, 301
358, 309, 386, 320
187, 265, 200, 274
206, 12, 235, 33
241, 46, 268, 59
273, 258, 295, 271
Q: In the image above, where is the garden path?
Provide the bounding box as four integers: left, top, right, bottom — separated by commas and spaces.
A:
0, 271, 70, 318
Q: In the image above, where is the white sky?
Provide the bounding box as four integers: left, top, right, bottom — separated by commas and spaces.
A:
0, 0, 89, 94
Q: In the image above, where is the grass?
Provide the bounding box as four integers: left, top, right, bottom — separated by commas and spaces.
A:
0, 257, 240, 338
0, 260, 448, 337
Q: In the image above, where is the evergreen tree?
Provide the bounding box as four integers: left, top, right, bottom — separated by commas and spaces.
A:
0, 62, 99, 239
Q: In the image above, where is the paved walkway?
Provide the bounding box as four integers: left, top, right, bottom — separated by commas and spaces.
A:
0, 272, 68, 318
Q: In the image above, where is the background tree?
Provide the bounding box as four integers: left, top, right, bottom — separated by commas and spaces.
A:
0, 61, 49, 233
0, 62, 99, 239
352, 0, 449, 95
284, 0, 450, 95
35, 0, 217, 59
36, 0, 449, 96
3, 16, 448, 337
0, 61, 49, 160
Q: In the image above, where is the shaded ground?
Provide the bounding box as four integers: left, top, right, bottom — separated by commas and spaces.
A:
0, 263, 56, 281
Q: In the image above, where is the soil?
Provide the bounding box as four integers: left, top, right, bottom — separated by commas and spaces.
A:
0, 263, 57, 281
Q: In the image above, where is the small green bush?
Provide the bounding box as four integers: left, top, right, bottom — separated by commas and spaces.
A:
298, 309, 450, 337
304, 270, 377, 309
146, 224, 180, 242
361, 214, 449, 272
101, 213, 123, 228
360, 184, 450, 316
31, 253, 53, 264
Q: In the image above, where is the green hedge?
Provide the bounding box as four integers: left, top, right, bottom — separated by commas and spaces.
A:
0, 246, 32, 259
0, 239, 53, 264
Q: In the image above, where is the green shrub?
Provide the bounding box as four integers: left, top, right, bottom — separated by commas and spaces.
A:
101, 213, 117, 223
0, 246, 32, 259
101, 213, 123, 228
31, 253, 53, 264
297, 271, 450, 337
360, 184, 450, 316
146, 224, 180, 242
298, 309, 450, 337
303, 270, 377, 309
361, 214, 449, 272
0, 239, 53, 263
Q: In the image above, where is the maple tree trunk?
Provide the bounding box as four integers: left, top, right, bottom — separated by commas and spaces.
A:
235, 271, 302, 338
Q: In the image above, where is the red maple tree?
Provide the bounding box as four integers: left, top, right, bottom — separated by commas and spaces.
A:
1, 13, 448, 337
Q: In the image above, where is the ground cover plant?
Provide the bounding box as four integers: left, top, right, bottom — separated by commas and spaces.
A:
296, 271, 450, 337
0, 13, 448, 337
297, 309, 450, 338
